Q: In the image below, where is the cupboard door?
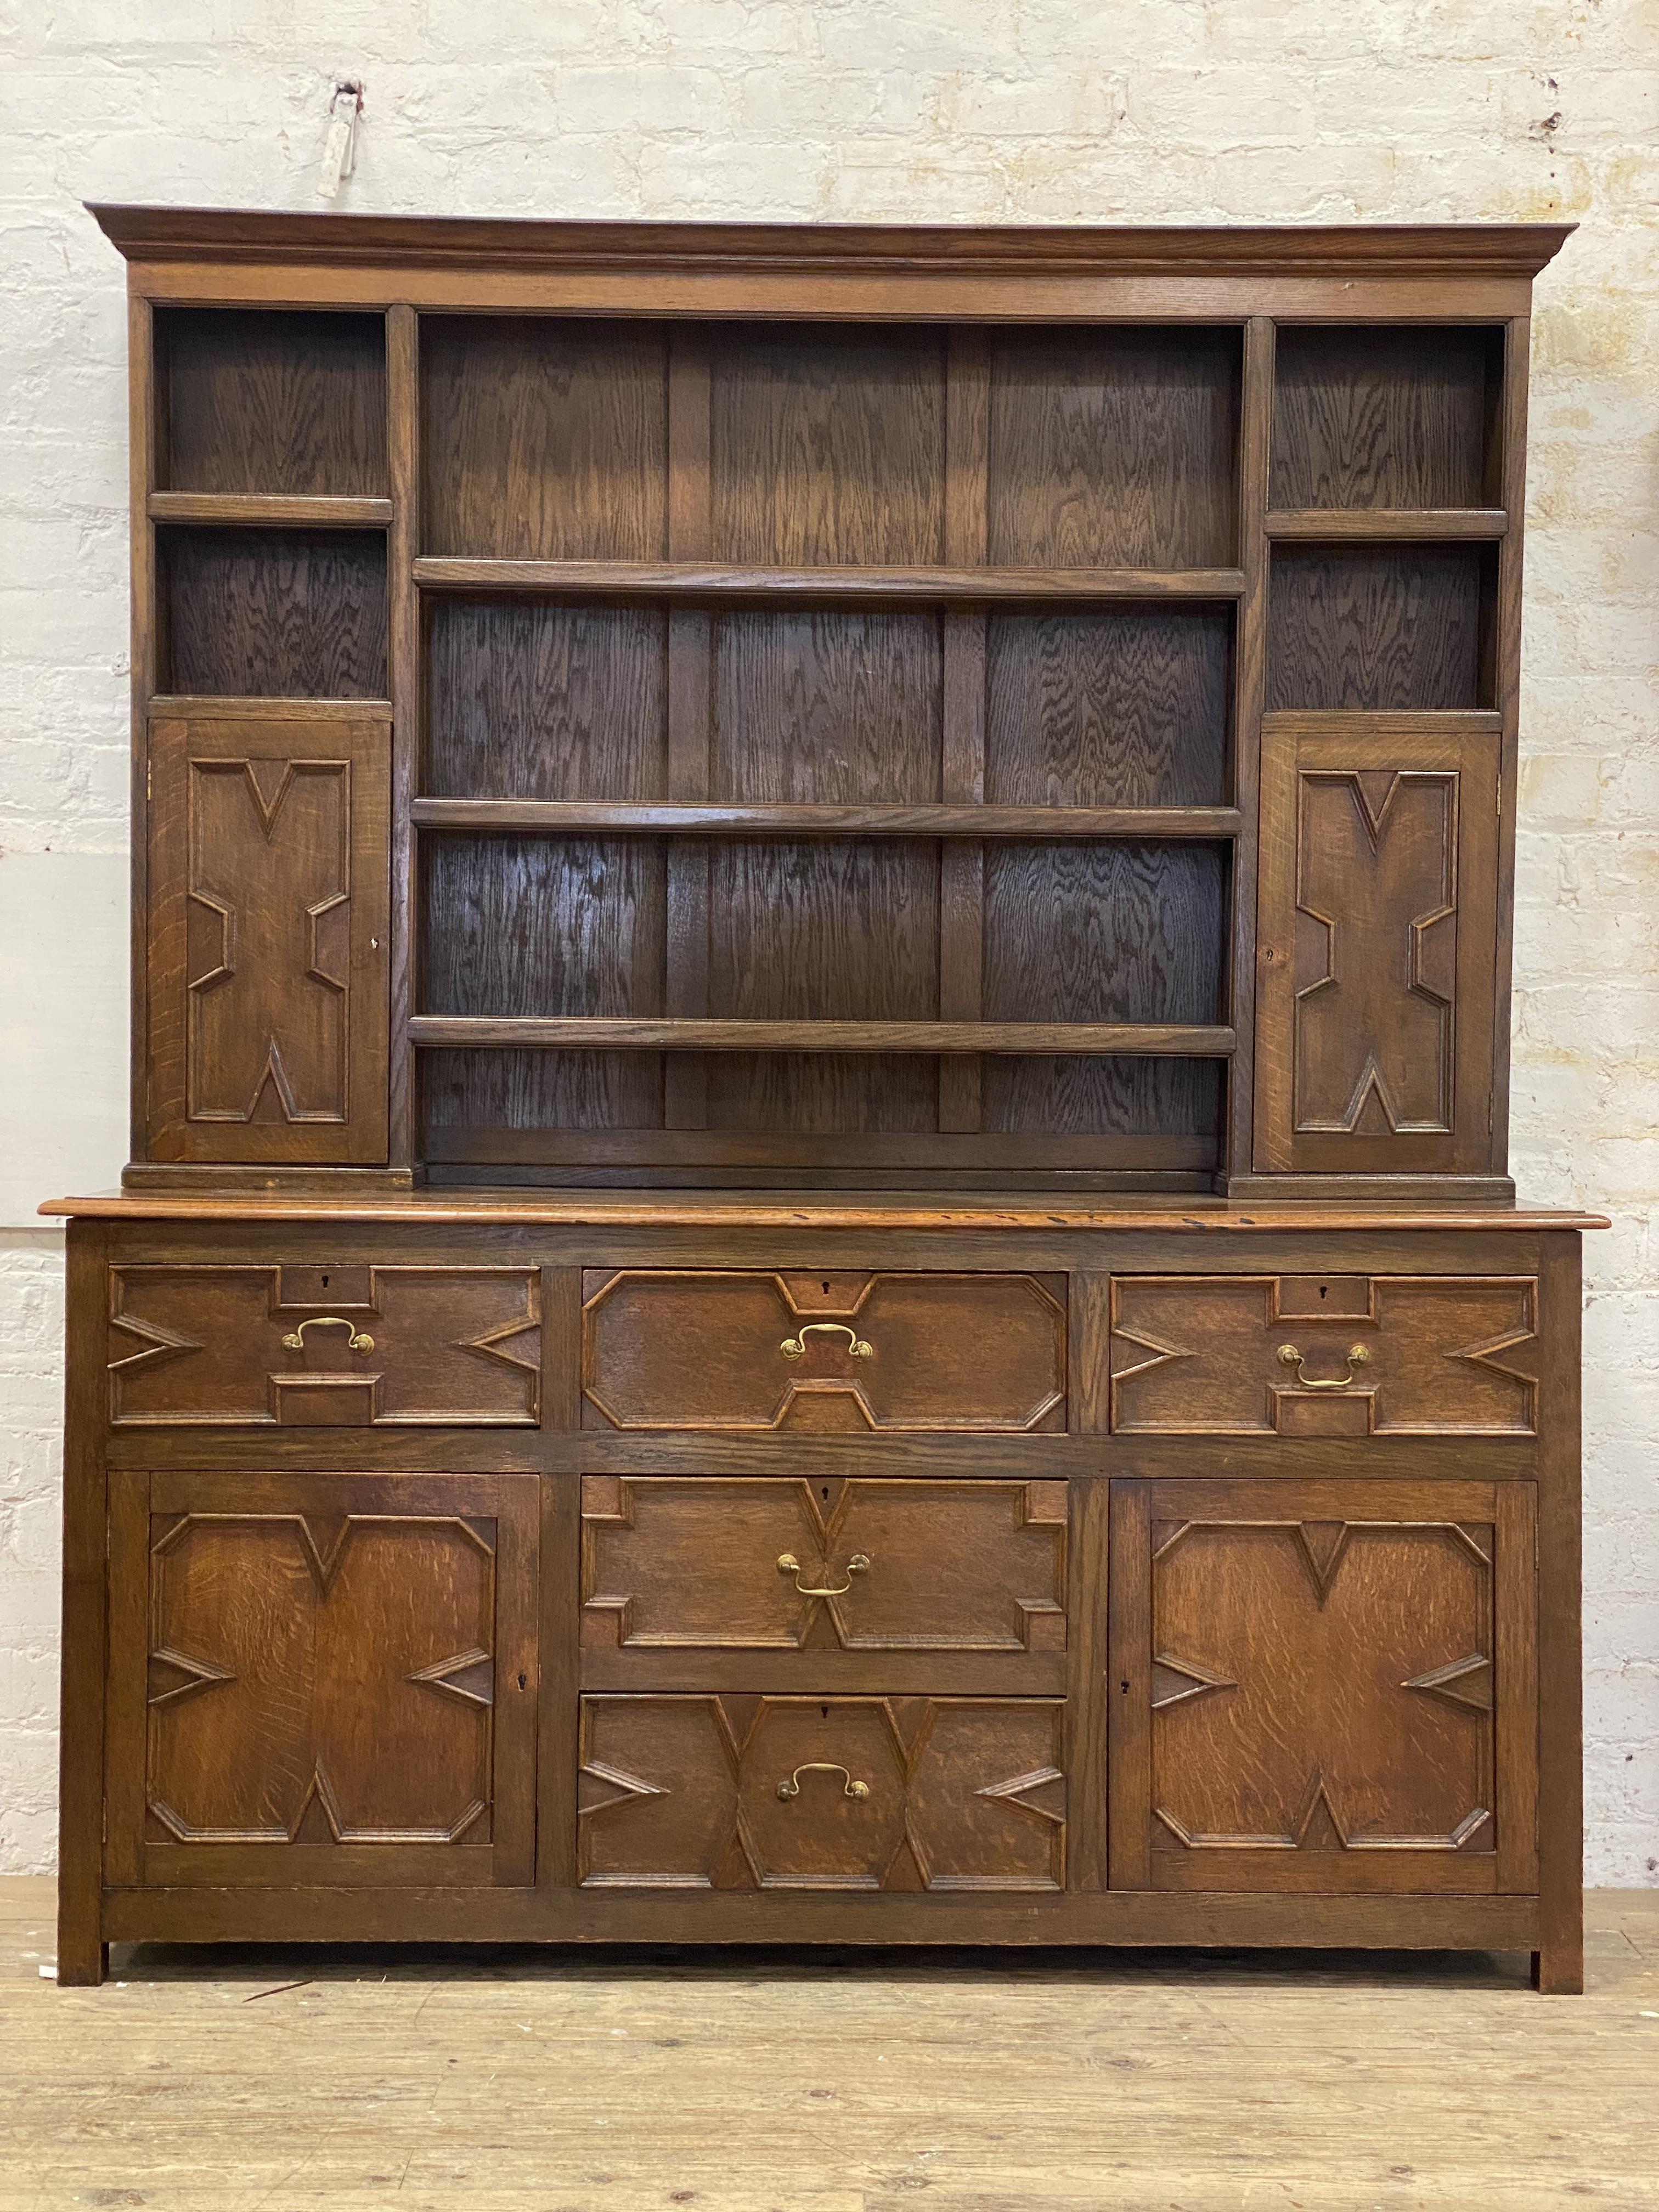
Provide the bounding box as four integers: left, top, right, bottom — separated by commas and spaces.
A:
1254, 723, 1500, 1175
106, 1472, 538, 1887
578, 1695, 1065, 1891
1108, 1478, 1536, 1894
147, 710, 390, 1163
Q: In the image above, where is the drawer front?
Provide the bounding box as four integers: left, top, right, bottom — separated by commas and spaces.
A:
108, 1263, 543, 1426
578, 1694, 1065, 1889
580, 1476, 1068, 1660
582, 1270, 1066, 1432
1109, 1274, 1541, 1436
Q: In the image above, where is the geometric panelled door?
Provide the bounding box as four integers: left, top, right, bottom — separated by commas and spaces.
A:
1109, 1477, 1538, 1894
1256, 725, 1503, 1177
103, 1473, 538, 1887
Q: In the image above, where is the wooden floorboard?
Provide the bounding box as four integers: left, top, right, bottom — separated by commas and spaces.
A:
2, 1878, 1654, 2210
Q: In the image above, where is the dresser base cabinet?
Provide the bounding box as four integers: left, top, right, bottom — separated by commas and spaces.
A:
54, 1205, 1589, 1994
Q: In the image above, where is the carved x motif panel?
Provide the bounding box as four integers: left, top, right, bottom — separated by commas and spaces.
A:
145, 1511, 498, 1846
1151, 1516, 1497, 1855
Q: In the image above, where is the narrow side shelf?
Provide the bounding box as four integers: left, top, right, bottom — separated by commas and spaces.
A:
1264, 508, 1508, 540
149, 492, 394, 527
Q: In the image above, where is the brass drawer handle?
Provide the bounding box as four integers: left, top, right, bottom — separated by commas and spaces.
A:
281, 1316, 375, 1353
1277, 1341, 1371, 1389
777, 1551, 871, 1597
780, 1321, 873, 1361
777, 1763, 870, 1802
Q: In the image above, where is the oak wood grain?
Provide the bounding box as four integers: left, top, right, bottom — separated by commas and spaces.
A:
420, 315, 668, 559
157, 306, 387, 496
985, 606, 1231, 808
1271, 325, 1497, 511
986, 327, 1239, 568
160, 527, 388, 699
710, 610, 942, 802
420, 836, 667, 1018
709, 324, 946, 566
408, 1017, 1238, 1055
410, 556, 1247, 601
424, 599, 670, 801
984, 843, 1227, 1024
1266, 545, 1489, 713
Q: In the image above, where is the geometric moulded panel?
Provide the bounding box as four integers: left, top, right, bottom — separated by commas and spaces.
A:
1108, 1476, 1537, 1897
1255, 723, 1502, 1176
146, 712, 390, 1163
103, 1471, 539, 1889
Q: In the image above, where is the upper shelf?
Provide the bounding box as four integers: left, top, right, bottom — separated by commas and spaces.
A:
411, 558, 1246, 602
411, 800, 1245, 840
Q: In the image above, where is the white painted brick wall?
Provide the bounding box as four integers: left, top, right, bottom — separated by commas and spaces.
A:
1, 0, 1654, 1881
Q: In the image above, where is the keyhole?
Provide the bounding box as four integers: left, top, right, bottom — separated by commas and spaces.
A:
822, 1485, 830, 1501
321, 1274, 329, 1289
517, 1672, 527, 1691
1319, 1284, 1327, 1300
1120, 1680, 1130, 1694
821, 1706, 830, 1720
822, 1281, 830, 1294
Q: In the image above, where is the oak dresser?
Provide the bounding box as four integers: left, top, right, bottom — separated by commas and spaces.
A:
49, 208, 1604, 1991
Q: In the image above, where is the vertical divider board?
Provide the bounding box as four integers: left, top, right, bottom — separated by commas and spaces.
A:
1489, 318, 1530, 1175
129, 293, 157, 1161
386, 304, 419, 1169
664, 326, 713, 1132
939, 329, 990, 1135
1226, 318, 1273, 1184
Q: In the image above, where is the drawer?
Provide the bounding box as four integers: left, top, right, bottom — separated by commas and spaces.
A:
580, 1476, 1068, 1667
578, 1694, 1065, 1889
581, 1271, 1066, 1432
1108, 1274, 1541, 1436
107, 1263, 543, 1426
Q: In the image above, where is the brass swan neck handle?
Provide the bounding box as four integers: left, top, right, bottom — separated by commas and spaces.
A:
777, 1763, 870, 1802
281, 1316, 375, 1353
777, 1551, 872, 1597
1277, 1341, 1371, 1390
780, 1321, 873, 1361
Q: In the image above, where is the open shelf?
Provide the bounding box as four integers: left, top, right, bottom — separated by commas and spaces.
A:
155, 307, 387, 498
409, 1017, 1237, 1055
411, 801, 1244, 839
1270, 325, 1502, 512
411, 559, 1246, 601
157, 526, 388, 699
1266, 543, 1495, 712
421, 315, 669, 561
149, 492, 392, 528
1265, 508, 1506, 541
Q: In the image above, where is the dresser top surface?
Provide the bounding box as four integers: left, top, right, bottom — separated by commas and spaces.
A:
40, 1189, 1608, 1233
